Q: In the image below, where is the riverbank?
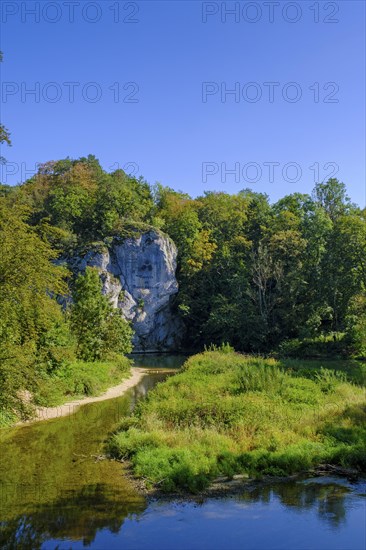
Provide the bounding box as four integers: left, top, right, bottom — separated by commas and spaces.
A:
137, 465, 365, 502
108, 351, 366, 493
0, 355, 137, 427
17, 367, 148, 425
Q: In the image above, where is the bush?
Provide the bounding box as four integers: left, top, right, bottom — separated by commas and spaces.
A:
133, 447, 217, 492
235, 359, 286, 395
277, 336, 348, 359
314, 367, 347, 393
204, 342, 235, 354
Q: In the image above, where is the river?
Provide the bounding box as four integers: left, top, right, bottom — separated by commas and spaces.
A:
0, 355, 365, 550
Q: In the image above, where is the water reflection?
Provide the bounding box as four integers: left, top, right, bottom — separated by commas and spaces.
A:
106, 481, 364, 550
0, 485, 144, 549
239, 478, 354, 527
0, 358, 364, 550
0, 370, 169, 549
129, 372, 168, 409
129, 353, 187, 370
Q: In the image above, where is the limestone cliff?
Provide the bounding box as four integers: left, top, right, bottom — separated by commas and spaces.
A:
75, 230, 182, 351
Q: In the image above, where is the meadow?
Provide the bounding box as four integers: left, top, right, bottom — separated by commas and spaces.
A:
108, 350, 366, 492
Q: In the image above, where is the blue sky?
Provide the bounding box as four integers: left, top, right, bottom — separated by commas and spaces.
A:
0, 0, 365, 205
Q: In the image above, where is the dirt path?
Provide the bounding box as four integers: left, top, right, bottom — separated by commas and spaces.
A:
19, 368, 148, 425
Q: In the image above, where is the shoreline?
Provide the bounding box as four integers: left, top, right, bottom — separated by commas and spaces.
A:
126, 467, 364, 503
16, 367, 148, 426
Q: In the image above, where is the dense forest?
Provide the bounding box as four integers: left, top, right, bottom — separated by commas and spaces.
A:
0, 154, 365, 420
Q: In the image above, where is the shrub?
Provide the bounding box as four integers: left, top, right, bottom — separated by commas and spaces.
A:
33, 357, 131, 406
235, 360, 287, 395
204, 342, 235, 354
277, 336, 348, 359
314, 367, 347, 393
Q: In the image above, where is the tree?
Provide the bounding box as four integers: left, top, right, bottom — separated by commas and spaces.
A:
0, 201, 68, 415
94, 171, 154, 238
71, 267, 133, 360
313, 178, 352, 221
101, 309, 134, 357
248, 244, 283, 343
345, 293, 366, 357
319, 213, 366, 333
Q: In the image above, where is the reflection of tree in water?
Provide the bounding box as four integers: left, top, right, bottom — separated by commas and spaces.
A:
239, 480, 349, 527
0, 482, 145, 549
130, 354, 187, 371
128, 372, 171, 411
0, 373, 168, 549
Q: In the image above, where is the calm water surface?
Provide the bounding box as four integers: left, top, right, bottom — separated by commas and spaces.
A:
0, 355, 365, 550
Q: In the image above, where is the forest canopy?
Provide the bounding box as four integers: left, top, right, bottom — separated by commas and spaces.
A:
1, 155, 365, 355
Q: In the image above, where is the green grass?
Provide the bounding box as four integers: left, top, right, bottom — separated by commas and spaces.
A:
0, 409, 17, 428
33, 355, 131, 407
108, 351, 366, 493
276, 334, 361, 360
279, 357, 366, 386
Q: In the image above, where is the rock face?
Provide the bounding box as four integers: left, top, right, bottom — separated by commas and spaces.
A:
77, 230, 182, 351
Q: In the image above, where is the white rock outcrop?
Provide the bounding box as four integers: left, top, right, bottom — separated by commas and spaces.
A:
76, 230, 182, 351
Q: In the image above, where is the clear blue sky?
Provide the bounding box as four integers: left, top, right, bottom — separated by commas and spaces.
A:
1, 0, 365, 205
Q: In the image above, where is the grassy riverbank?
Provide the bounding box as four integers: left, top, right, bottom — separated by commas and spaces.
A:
108, 351, 366, 493
0, 356, 131, 426
34, 357, 132, 407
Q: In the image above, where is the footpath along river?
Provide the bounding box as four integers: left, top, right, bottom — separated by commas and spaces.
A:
0, 355, 365, 550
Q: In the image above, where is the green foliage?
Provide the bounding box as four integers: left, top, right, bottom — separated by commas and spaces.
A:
204, 342, 235, 353
33, 356, 131, 407
109, 352, 366, 492
235, 359, 286, 395
71, 267, 110, 360
0, 216, 132, 422
0, 201, 69, 417
314, 367, 347, 392
16, 157, 154, 246
277, 335, 349, 359
5, 157, 365, 356
312, 178, 352, 221
278, 357, 366, 386
102, 310, 134, 356
71, 267, 133, 361
151, 177, 363, 352
345, 294, 366, 357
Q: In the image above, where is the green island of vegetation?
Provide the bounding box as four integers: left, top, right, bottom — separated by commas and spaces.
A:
108, 349, 366, 493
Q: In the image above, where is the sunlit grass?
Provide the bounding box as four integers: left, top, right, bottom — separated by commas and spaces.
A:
33, 356, 131, 407
108, 351, 366, 492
